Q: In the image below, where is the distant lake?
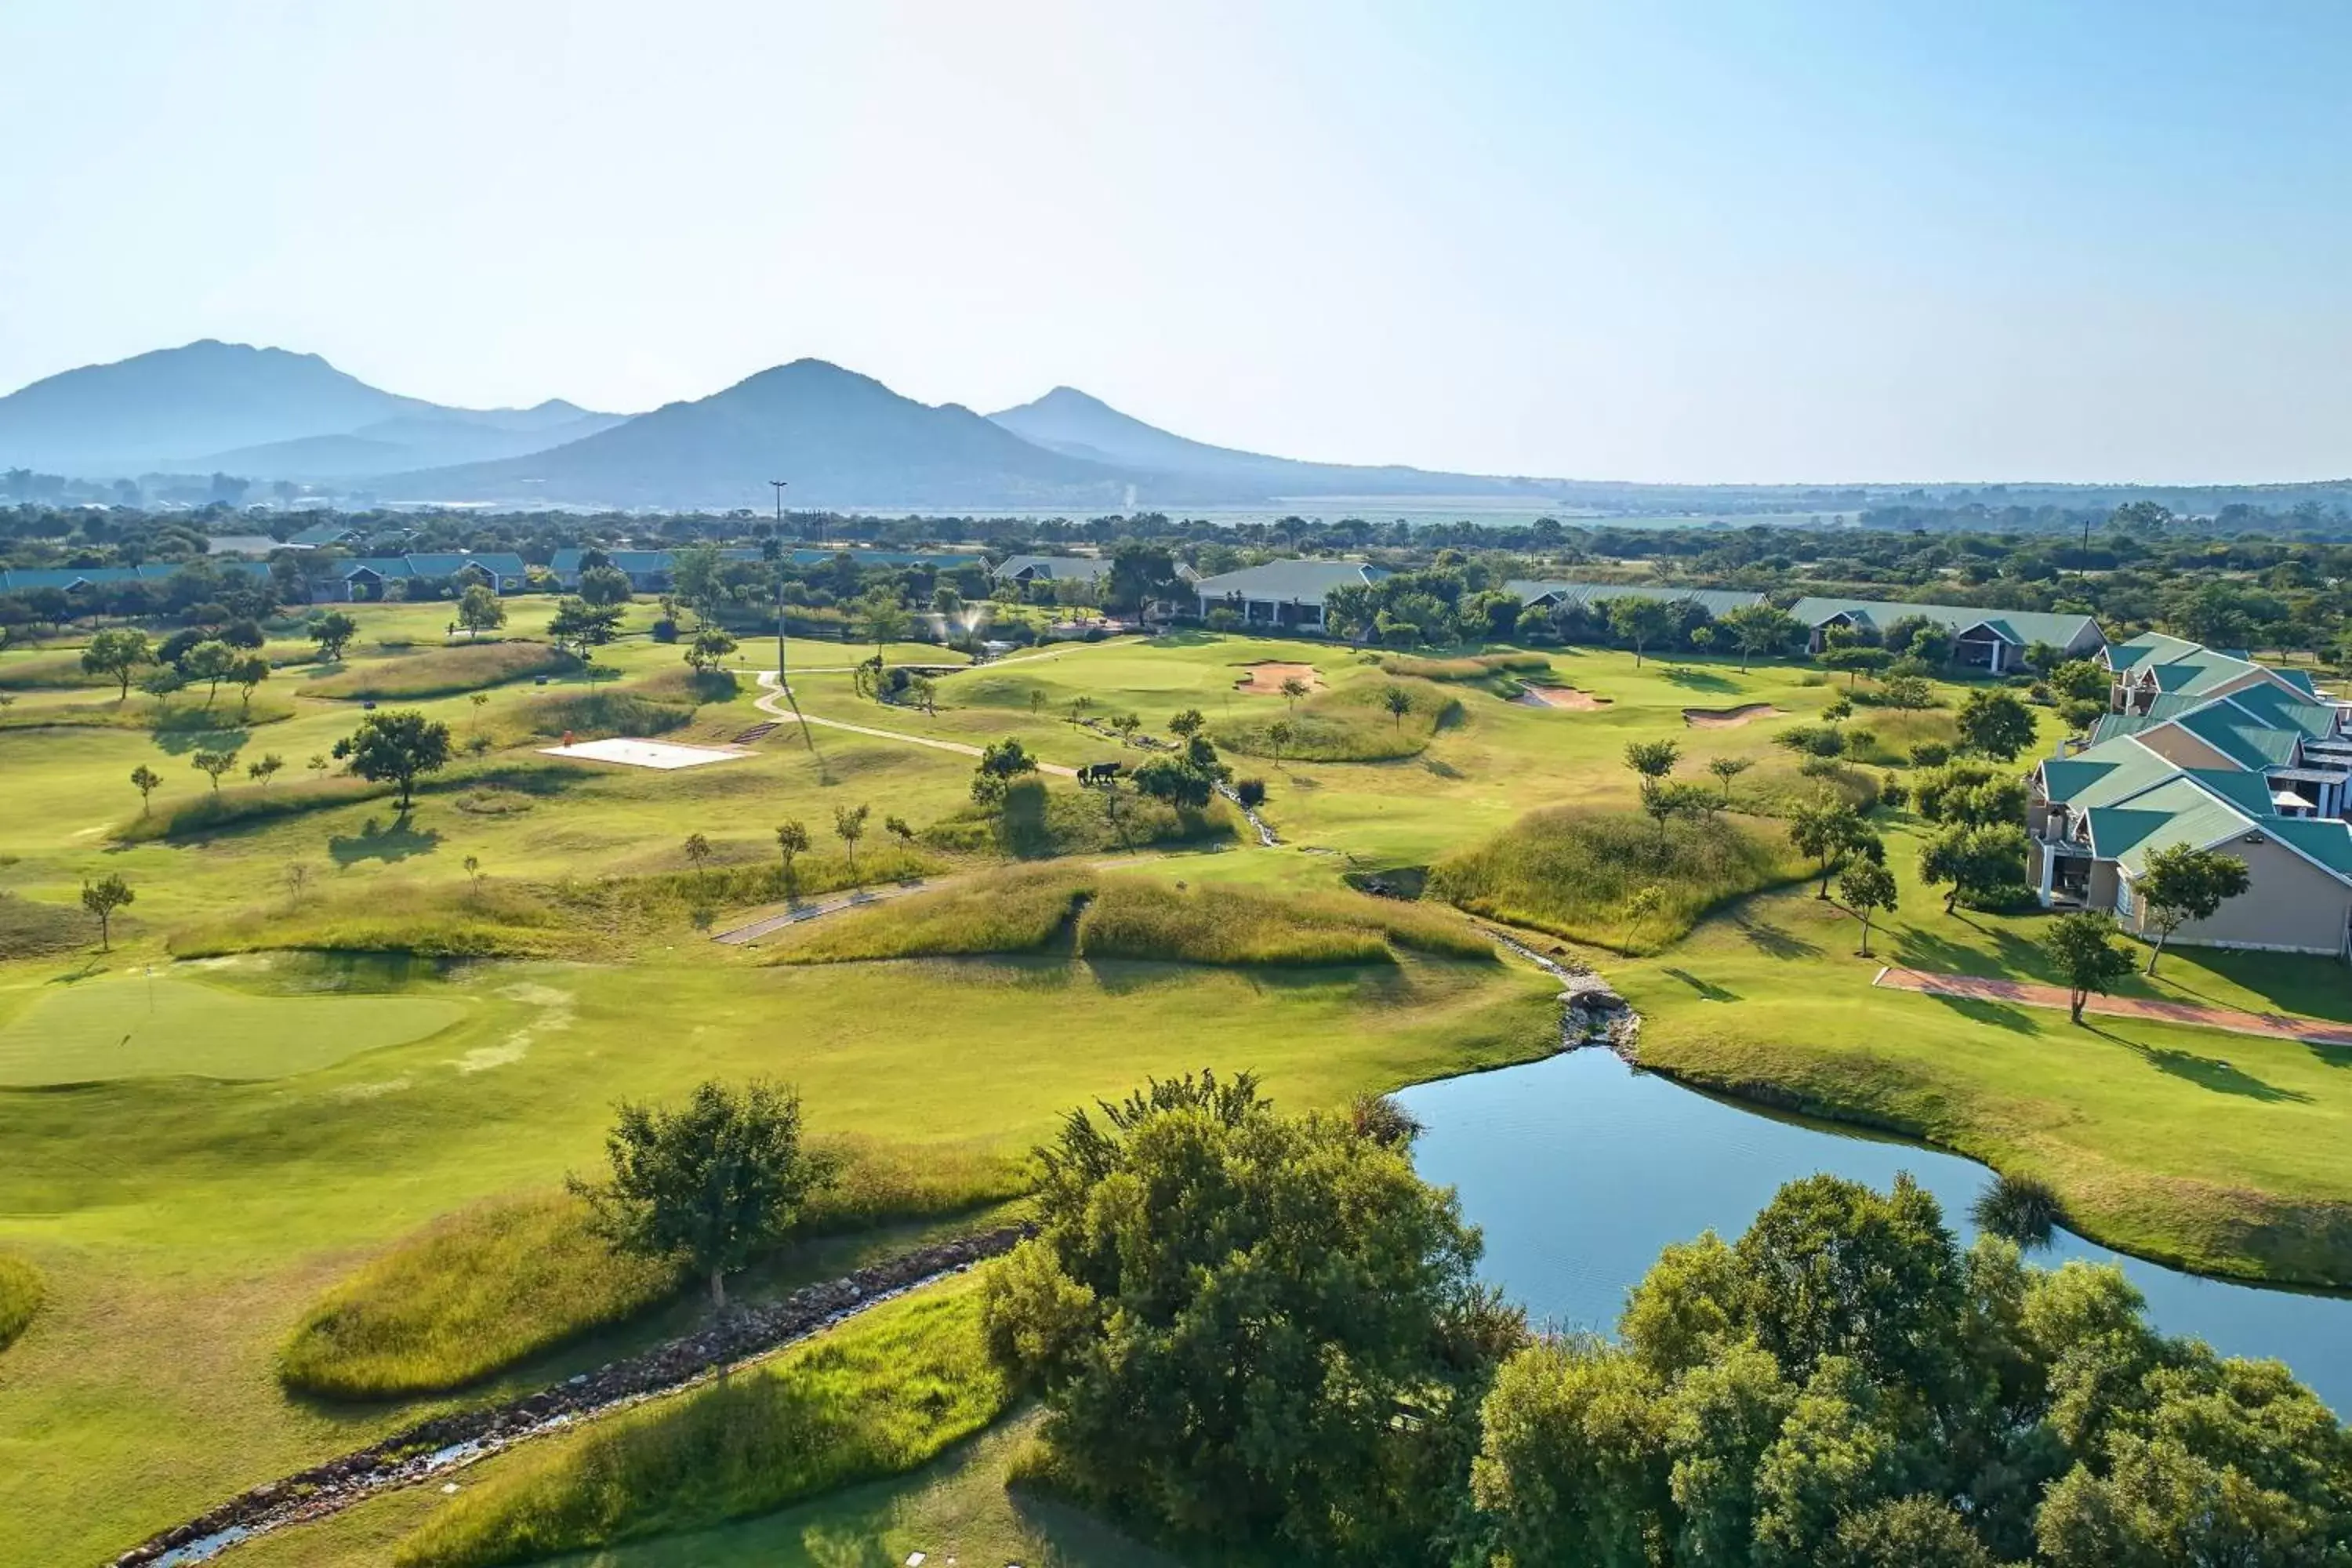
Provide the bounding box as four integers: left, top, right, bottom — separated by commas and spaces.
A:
1399, 1050, 2352, 1415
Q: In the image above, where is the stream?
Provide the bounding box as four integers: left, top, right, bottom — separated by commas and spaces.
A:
1399, 1049, 2352, 1414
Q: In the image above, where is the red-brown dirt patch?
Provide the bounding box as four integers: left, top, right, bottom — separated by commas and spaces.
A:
1233, 662, 1324, 695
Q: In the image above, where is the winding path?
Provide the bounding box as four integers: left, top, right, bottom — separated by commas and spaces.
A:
1873, 966, 2352, 1045
752, 671, 1079, 775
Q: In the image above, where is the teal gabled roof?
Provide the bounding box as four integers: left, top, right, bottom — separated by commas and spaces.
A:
2183, 768, 2281, 818
2175, 705, 2303, 771
1194, 560, 1391, 604
1785, 596, 2103, 651
2270, 818, 2352, 877
2085, 776, 2260, 874
2103, 630, 2201, 671
1507, 580, 1766, 617
2221, 683, 2339, 741
2038, 737, 2180, 811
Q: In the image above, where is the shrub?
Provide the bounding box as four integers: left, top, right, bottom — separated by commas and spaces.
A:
0, 1252, 42, 1352
301, 641, 569, 700
1970, 1171, 2068, 1249
1430, 808, 1802, 953
1774, 721, 1846, 758
394, 1276, 1007, 1568
1377, 652, 1552, 681
1911, 741, 1951, 767
1234, 776, 1267, 809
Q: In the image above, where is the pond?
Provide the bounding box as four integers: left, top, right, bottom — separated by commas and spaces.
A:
1398, 1049, 2352, 1414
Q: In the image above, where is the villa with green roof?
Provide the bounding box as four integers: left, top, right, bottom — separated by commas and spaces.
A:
1507, 580, 1766, 619
1787, 596, 2105, 673
2027, 638, 2352, 956
1192, 560, 1392, 630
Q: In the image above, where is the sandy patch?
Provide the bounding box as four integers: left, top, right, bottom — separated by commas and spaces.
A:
1683, 703, 1786, 729
495, 982, 574, 1008
1515, 684, 1610, 711
1233, 662, 1324, 695
539, 737, 747, 771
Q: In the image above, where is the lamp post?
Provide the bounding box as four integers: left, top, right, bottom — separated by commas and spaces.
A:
768, 481, 789, 685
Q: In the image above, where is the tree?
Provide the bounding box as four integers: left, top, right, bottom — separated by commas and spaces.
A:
833, 802, 870, 880
332, 710, 452, 810
773, 820, 809, 891
309, 610, 359, 662
670, 543, 725, 615
230, 652, 270, 715
1918, 822, 2029, 914
1955, 688, 2038, 762
981, 1073, 1506, 1561
908, 673, 937, 714
1641, 779, 1715, 833
456, 583, 506, 640
1132, 754, 1215, 809
569, 1080, 837, 1311
1066, 693, 1091, 726
547, 597, 625, 660
2043, 909, 2135, 1024
884, 812, 916, 847
575, 564, 634, 607
246, 753, 283, 789
971, 738, 1040, 807
191, 747, 241, 793
684, 626, 738, 673
140, 666, 186, 711
1111, 712, 1141, 744
180, 638, 237, 706
1880, 673, 1936, 711
2049, 659, 2110, 706
1381, 683, 1413, 730
1790, 799, 1880, 898
1267, 718, 1295, 767
1167, 707, 1206, 741
858, 587, 911, 662
1279, 675, 1310, 713
1608, 596, 1678, 666
2136, 843, 2251, 974
1624, 738, 1680, 784
1839, 859, 1897, 957
682, 832, 712, 877
81, 873, 133, 950
1107, 543, 1185, 615
1720, 604, 1800, 671
81, 628, 153, 699
129, 764, 162, 815
1820, 644, 1894, 689
1708, 754, 1754, 807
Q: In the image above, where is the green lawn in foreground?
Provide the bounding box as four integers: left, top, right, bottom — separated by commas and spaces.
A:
0, 970, 466, 1084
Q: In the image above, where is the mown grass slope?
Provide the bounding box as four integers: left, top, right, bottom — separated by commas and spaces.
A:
392, 1273, 1009, 1567
0, 1252, 41, 1352
302, 641, 572, 700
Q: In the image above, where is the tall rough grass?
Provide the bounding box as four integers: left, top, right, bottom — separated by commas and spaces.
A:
1377, 651, 1552, 681
1214, 677, 1462, 762
920, 778, 1234, 858
774, 866, 1090, 964
1078, 880, 1408, 966
302, 641, 571, 699
282, 1145, 1022, 1399
393, 1276, 1007, 1567
510, 688, 694, 742
0, 1252, 43, 1352
174, 880, 580, 960
1430, 807, 1802, 953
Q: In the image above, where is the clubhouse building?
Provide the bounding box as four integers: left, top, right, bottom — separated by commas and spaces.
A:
2027, 633, 2352, 957
1788, 597, 2107, 674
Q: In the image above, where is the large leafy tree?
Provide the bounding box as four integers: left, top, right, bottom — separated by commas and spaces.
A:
1720, 604, 1801, 670
1956, 688, 2039, 762
547, 597, 624, 659
1791, 798, 1882, 898
1918, 822, 2028, 913
569, 1079, 837, 1310
2042, 909, 2136, 1024
80, 627, 152, 699
308, 610, 360, 662
332, 710, 452, 810
1608, 596, 1679, 666
983, 1073, 1513, 1563
2136, 843, 2251, 975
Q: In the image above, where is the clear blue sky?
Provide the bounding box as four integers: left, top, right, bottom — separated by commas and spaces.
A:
4, 1, 2347, 485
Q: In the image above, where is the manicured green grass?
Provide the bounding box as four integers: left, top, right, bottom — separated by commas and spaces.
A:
392, 1273, 1011, 1567
0, 1251, 41, 1352
1615, 808, 2352, 1287
1431, 806, 1802, 953
302, 641, 572, 700
1214, 674, 1461, 762
0, 969, 466, 1085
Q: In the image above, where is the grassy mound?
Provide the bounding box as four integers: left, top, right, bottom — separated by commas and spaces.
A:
279, 1194, 680, 1398
1214, 676, 1462, 762
282, 1143, 1022, 1400
392, 1275, 1007, 1567
780, 872, 1494, 968
303, 641, 571, 700
0, 693, 297, 732
1431, 808, 1802, 953
175, 881, 583, 960
0, 892, 86, 960
775, 866, 1090, 964
510, 686, 695, 742
0, 1253, 42, 1352
1376, 651, 1552, 681
920, 777, 1237, 858
118, 760, 579, 845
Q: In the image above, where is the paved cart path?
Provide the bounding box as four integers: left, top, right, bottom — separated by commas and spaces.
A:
1874, 966, 2352, 1045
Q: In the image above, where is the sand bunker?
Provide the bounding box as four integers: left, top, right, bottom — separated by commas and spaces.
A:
1682, 703, 1785, 729
1515, 685, 1610, 711
539, 737, 747, 770
1234, 661, 1324, 695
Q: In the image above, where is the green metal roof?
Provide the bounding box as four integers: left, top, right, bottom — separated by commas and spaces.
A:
993, 554, 1109, 582
2182, 768, 2281, 818
1785, 596, 2103, 651
2220, 683, 2338, 741
2103, 630, 2201, 671
2269, 818, 2352, 877
1193, 561, 1391, 604
2085, 776, 2259, 874
2038, 737, 2182, 811
2176, 706, 2303, 771
1506, 580, 1766, 616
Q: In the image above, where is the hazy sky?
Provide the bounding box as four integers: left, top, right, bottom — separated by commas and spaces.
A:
5, 2, 2349, 485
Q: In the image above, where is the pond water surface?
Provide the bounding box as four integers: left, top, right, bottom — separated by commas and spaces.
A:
1398, 1050, 2352, 1414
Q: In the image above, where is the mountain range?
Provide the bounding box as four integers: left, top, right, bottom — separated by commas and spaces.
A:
0, 341, 1563, 510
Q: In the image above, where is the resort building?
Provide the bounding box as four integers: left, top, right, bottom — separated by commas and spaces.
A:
318, 552, 529, 601
989, 554, 1110, 588
1192, 560, 1391, 630
1507, 581, 1766, 618
2026, 637, 2352, 956
1787, 597, 2106, 673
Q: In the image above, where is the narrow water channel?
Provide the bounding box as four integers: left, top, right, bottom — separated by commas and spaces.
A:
1398, 1050, 2352, 1415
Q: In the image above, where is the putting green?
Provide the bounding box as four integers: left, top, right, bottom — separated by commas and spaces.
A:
0, 973, 466, 1084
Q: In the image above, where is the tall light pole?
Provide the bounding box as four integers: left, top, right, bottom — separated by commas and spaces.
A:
768, 481, 789, 687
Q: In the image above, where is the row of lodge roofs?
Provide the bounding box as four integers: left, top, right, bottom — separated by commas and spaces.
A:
2028, 632, 2352, 958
